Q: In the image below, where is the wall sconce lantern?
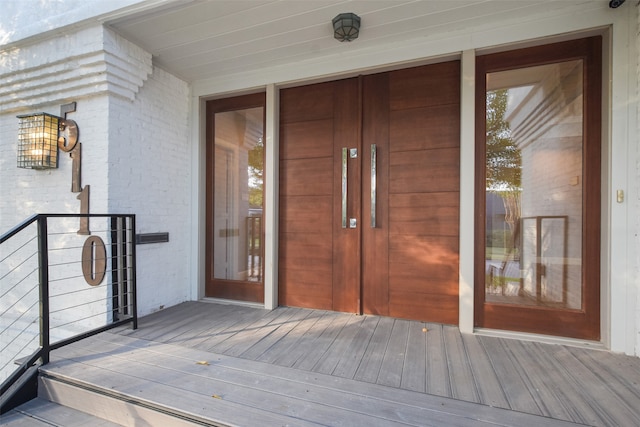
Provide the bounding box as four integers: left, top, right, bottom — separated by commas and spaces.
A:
16, 102, 89, 234
332, 12, 361, 42
17, 110, 78, 169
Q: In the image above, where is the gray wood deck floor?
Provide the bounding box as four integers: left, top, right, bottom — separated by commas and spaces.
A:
47, 301, 640, 426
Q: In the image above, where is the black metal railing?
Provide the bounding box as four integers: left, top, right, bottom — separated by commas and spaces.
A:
0, 214, 137, 412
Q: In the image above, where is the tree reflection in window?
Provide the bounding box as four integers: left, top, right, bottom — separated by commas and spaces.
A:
486, 89, 521, 263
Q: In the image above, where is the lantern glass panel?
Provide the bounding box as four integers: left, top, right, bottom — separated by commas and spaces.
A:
17, 113, 59, 169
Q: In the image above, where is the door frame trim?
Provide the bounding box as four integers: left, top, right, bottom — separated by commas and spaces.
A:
472, 36, 603, 340
204, 92, 267, 303
193, 26, 623, 350
459, 49, 476, 334
458, 29, 613, 347
264, 84, 279, 309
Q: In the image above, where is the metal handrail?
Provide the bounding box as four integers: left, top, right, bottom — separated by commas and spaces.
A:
0, 214, 40, 245
0, 214, 137, 413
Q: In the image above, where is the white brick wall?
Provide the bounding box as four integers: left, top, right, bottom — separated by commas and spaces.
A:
1, 26, 152, 112
107, 66, 191, 315
1, 24, 190, 323
0, 0, 143, 46
0, 98, 109, 224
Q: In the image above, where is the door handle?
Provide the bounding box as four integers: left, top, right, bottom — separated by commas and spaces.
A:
342, 148, 358, 229
342, 147, 348, 228
371, 144, 377, 228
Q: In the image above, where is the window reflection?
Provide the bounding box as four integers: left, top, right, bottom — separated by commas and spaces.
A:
485, 60, 583, 309
213, 107, 264, 282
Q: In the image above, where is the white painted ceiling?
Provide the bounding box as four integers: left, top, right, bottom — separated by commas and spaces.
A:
106, 0, 606, 83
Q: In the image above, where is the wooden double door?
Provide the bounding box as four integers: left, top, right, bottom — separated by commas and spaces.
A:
279, 61, 461, 324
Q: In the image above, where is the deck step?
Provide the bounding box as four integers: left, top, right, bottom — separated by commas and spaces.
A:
35, 333, 587, 427
2, 397, 124, 426
37, 375, 219, 427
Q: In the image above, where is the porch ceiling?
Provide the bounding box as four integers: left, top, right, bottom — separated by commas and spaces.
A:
105, 0, 605, 83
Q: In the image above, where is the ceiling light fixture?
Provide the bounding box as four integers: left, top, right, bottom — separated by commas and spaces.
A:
332, 13, 361, 42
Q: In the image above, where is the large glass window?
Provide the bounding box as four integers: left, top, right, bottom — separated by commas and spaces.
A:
485, 60, 584, 309
213, 107, 264, 282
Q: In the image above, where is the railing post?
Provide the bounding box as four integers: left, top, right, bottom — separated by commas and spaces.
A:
37, 216, 50, 364
110, 216, 120, 322
130, 215, 138, 330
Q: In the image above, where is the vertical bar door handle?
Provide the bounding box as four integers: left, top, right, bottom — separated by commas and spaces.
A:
371, 144, 377, 228
342, 147, 348, 228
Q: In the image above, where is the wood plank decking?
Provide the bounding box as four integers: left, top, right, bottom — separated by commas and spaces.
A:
3, 398, 124, 427
44, 301, 640, 426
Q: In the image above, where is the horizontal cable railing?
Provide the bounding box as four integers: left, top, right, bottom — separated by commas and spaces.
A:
0, 214, 137, 408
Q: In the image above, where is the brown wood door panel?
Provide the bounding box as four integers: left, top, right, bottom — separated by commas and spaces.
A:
330, 78, 361, 314
280, 158, 333, 196
279, 78, 360, 312
280, 62, 460, 323
279, 238, 332, 272
389, 61, 461, 110
389, 193, 459, 236
361, 72, 390, 317
372, 62, 460, 323
390, 104, 460, 151
389, 292, 458, 325
280, 120, 334, 160
278, 196, 332, 234
279, 239, 334, 308
331, 149, 361, 313
388, 235, 459, 295
389, 271, 459, 297
278, 268, 333, 309
389, 269, 459, 292
389, 148, 460, 194
279, 81, 334, 123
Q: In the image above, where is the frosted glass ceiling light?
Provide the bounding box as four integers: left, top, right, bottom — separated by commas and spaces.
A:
332, 13, 361, 42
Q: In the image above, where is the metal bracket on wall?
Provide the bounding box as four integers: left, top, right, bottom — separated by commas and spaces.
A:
136, 232, 170, 244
